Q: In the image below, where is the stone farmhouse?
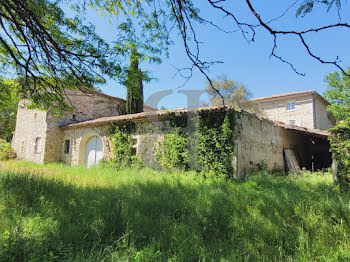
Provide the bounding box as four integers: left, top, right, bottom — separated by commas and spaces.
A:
251, 91, 336, 130
12, 89, 334, 178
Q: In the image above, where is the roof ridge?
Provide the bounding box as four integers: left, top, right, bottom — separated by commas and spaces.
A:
72, 87, 156, 110
250, 90, 317, 101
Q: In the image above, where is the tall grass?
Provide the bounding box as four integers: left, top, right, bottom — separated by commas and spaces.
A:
0, 161, 350, 261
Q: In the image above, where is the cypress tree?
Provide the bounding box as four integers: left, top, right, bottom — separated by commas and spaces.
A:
126, 44, 143, 114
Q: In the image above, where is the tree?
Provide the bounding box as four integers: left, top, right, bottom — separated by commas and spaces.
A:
0, 0, 121, 113
91, 0, 350, 104
206, 75, 260, 112
324, 67, 350, 122
125, 45, 144, 114
296, 0, 342, 17
0, 80, 19, 141
324, 67, 350, 191
0, 0, 349, 111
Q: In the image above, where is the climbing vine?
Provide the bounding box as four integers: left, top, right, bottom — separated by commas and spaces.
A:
329, 121, 350, 191
108, 109, 236, 177
108, 123, 141, 169
154, 108, 236, 178
158, 111, 188, 128
154, 130, 189, 170
193, 110, 235, 178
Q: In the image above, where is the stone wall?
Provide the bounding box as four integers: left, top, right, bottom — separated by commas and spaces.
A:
314, 99, 333, 130
62, 110, 302, 178
259, 95, 315, 129
61, 126, 111, 166
61, 119, 166, 167
12, 89, 134, 163
234, 112, 285, 177
11, 100, 47, 164
43, 89, 125, 163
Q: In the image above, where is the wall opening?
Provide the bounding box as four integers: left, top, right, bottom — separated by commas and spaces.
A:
284, 131, 332, 172
78, 133, 104, 167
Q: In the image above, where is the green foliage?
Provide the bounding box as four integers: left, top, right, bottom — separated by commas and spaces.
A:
0, 0, 121, 114
194, 111, 235, 178
154, 109, 236, 178
108, 125, 141, 169
329, 121, 350, 191
160, 111, 188, 128
296, 0, 342, 17
154, 131, 189, 169
1, 162, 350, 261
0, 80, 20, 141
125, 44, 144, 114
0, 139, 16, 160
324, 67, 350, 122
324, 67, 350, 190
206, 74, 261, 113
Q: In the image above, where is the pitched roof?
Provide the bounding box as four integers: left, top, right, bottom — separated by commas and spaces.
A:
274, 121, 329, 138
61, 106, 329, 138
250, 90, 330, 106
60, 106, 220, 129
76, 87, 156, 111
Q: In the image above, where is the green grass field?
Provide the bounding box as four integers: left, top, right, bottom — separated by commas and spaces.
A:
0, 161, 350, 261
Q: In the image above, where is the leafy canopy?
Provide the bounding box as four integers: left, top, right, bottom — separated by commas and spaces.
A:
0, 80, 19, 141
296, 0, 342, 17
205, 74, 260, 112
324, 67, 350, 122
0, 0, 122, 112
324, 67, 350, 190
0, 0, 348, 114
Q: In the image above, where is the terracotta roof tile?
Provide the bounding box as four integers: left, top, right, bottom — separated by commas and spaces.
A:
76, 87, 156, 111
250, 90, 329, 106
61, 105, 330, 138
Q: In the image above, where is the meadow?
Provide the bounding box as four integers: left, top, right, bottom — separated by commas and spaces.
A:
0, 161, 350, 261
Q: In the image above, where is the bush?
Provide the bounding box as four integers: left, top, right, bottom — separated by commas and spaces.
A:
0, 139, 16, 160
154, 130, 189, 170
329, 121, 350, 191
194, 113, 235, 178
108, 125, 142, 169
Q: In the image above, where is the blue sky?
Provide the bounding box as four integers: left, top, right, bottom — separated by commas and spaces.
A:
76, 1, 350, 109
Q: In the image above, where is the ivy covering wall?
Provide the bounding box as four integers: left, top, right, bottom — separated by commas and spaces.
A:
108, 109, 237, 178
154, 109, 236, 178
108, 123, 141, 169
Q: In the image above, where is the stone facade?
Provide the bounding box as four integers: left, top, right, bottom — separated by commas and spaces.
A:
252, 91, 335, 130
61, 107, 331, 178
12, 90, 332, 177
11, 100, 48, 163
12, 88, 155, 164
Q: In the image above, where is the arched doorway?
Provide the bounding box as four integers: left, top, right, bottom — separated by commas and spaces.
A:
85, 136, 103, 168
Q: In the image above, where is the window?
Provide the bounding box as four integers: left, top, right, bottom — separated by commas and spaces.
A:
286, 102, 295, 111
35, 137, 41, 153
21, 141, 25, 153
64, 140, 70, 154
34, 113, 37, 120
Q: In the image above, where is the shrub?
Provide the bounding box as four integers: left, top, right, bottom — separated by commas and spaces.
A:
108, 125, 142, 169
194, 113, 235, 178
329, 121, 350, 191
154, 109, 236, 178
0, 139, 16, 160
154, 130, 189, 170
